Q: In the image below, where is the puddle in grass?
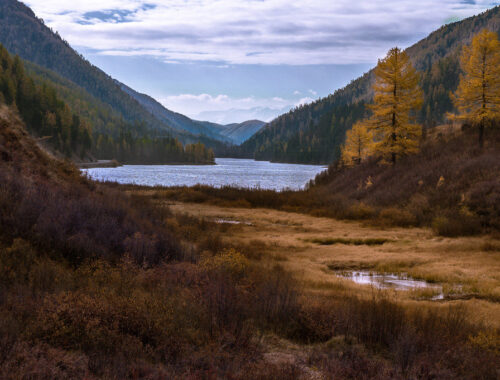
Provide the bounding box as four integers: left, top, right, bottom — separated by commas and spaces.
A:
214, 219, 253, 226
337, 271, 444, 299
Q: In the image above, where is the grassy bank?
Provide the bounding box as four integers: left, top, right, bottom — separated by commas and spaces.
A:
136, 126, 500, 237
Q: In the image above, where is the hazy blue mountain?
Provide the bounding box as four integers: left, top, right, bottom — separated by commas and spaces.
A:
119, 82, 266, 144
118, 82, 232, 142
217, 120, 267, 144
196, 106, 289, 125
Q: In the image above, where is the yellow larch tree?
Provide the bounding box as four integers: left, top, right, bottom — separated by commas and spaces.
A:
368, 47, 423, 164
341, 121, 374, 166
451, 29, 500, 148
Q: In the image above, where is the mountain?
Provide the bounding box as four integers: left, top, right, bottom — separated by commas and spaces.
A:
0, 0, 266, 148
120, 83, 266, 144
119, 82, 233, 143
0, 0, 235, 149
0, 42, 216, 164
0, 0, 179, 135
216, 120, 267, 144
118, 82, 267, 144
241, 6, 500, 164
196, 106, 289, 125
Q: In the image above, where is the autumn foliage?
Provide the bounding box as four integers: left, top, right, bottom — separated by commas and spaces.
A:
341, 121, 373, 166
340, 47, 423, 165
451, 29, 500, 147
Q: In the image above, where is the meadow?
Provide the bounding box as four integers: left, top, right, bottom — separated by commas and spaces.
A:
1, 106, 499, 378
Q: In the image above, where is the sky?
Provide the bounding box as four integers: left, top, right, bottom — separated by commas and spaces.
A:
24, 0, 499, 124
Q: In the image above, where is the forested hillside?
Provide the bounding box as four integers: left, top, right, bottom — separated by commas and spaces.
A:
218, 120, 267, 144
0, 44, 215, 164
0, 45, 92, 159
0, 0, 175, 134
120, 83, 266, 144
119, 82, 232, 142
0, 0, 238, 154
241, 6, 500, 164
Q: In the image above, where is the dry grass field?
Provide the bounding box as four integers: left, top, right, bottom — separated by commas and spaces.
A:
156, 198, 500, 328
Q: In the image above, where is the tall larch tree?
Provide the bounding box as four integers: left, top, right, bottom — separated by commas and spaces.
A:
451, 29, 500, 148
368, 47, 423, 164
341, 121, 373, 166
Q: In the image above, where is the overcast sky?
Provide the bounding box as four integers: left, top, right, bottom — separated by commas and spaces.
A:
24, 0, 499, 124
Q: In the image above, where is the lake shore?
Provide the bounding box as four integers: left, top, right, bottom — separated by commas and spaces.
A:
76, 160, 121, 169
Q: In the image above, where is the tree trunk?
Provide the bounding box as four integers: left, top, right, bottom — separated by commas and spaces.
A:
392, 113, 397, 165
480, 52, 486, 149
479, 118, 484, 149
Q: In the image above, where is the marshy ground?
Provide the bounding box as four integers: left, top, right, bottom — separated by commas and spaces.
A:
161, 199, 500, 328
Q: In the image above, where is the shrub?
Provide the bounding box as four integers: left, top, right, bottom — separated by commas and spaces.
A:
0, 342, 89, 380
378, 207, 417, 227
432, 214, 481, 237
0, 169, 182, 266
251, 265, 299, 334
200, 267, 251, 345
345, 202, 376, 220
201, 249, 249, 279
0, 239, 35, 286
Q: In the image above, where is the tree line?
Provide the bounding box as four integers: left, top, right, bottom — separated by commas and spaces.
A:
0, 44, 215, 165
341, 29, 500, 166
239, 8, 500, 165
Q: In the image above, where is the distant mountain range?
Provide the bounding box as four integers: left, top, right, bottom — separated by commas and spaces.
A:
240, 6, 500, 164
119, 83, 266, 144
1, 0, 497, 164
0, 0, 265, 147
196, 106, 290, 125
216, 120, 267, 145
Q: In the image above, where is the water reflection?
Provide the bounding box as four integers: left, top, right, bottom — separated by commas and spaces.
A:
82, 158, 326, 191
337, 271, 443, 299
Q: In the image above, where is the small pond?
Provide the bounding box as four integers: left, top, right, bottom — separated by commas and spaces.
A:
337, 271, 443, 299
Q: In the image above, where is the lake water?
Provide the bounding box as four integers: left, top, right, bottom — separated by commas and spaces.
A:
81, 158, 327, 191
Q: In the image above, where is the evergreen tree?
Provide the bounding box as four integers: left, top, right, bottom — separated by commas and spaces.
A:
368, 47, 423, 164
341, 121, 373, 166
451, 29, 500, 148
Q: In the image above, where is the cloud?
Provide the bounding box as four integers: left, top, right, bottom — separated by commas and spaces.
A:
24, 0, 497, 65
308, 89, 318, 96
158, 93, 306, 123
296, 97, 315, 106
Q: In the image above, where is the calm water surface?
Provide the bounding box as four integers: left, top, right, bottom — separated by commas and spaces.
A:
82, 158, 326, 191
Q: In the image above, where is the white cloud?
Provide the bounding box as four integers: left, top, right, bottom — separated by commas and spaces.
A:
158, 93, 304, 123
308, 89, 318, 96
24, 0, 497, 65
296, 97, 315, 106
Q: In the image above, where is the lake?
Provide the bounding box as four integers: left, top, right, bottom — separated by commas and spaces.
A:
81, 158, 327, 191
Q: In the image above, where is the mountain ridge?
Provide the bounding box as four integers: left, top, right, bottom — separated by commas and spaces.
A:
0, 0, 265, 147
240, 6, 500, 164
119, 82, 266, 144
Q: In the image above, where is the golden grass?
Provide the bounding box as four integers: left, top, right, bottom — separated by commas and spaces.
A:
154, 199, 500, 327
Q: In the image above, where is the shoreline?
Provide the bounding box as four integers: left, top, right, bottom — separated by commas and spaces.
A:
76, 160, 121, 169
78, 160, 216, 169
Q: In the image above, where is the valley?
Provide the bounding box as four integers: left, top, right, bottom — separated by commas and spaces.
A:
0, 0, 499, 378
150, 199, 500, 327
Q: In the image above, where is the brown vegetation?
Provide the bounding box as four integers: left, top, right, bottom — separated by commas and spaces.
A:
150, 125, 500, 236
1, 105, 499, 378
